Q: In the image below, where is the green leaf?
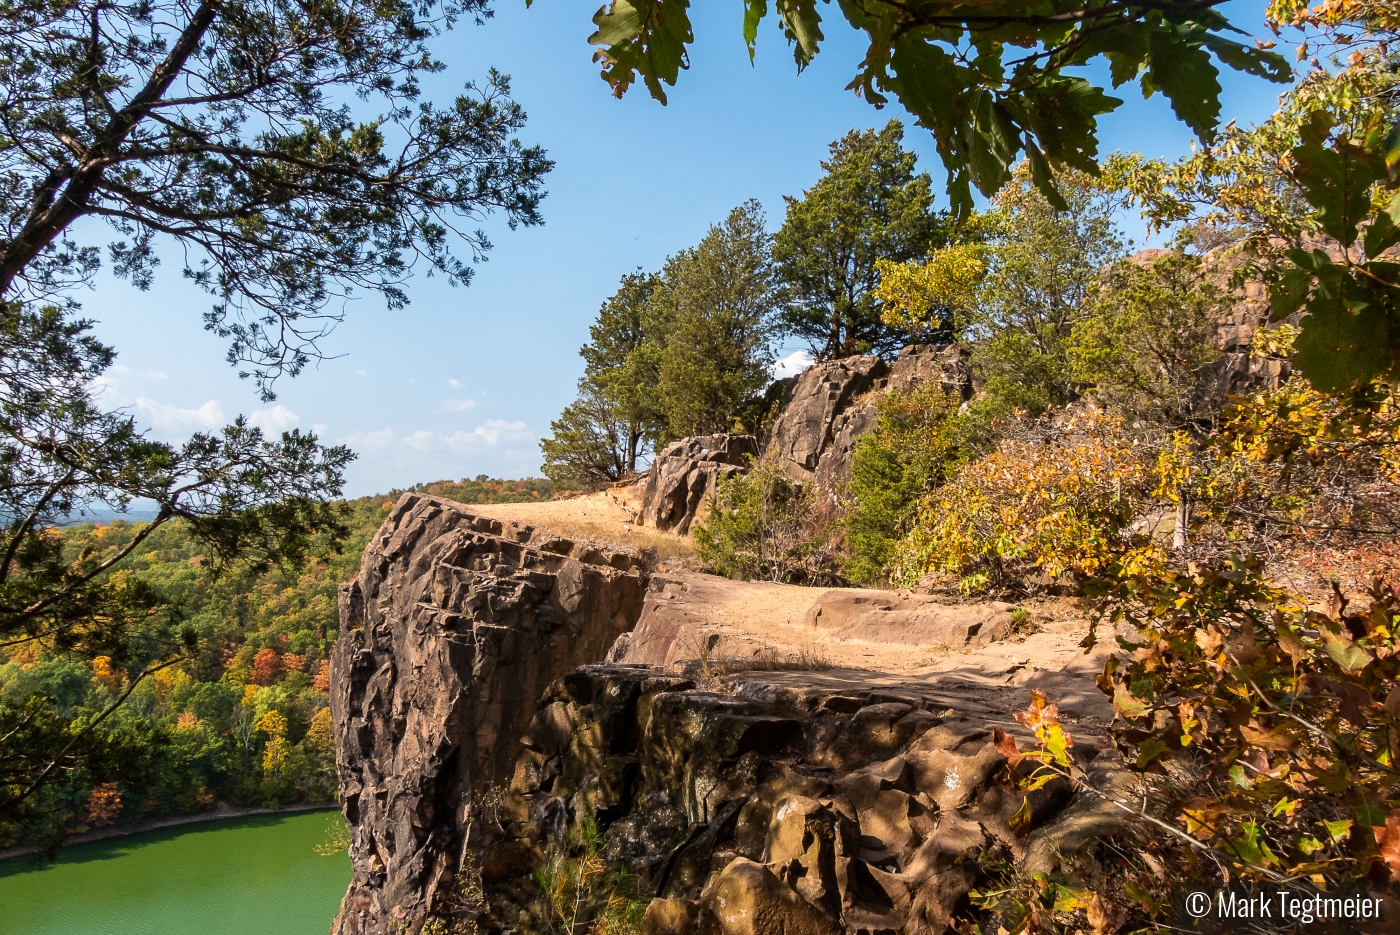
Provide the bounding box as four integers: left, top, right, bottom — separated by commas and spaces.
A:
1354, 804, 1387, 827
1200, 34, 1291, 84
1294, 276, 1400, 392
1291, 116, 1385, 248
1136, 738, 1169, 767
1228, 820, 1277, 866
1113, 683, 1150, 718
1144, 29, 1223, 142
777, 0, 823, 71
1323, 636, 1375, 673
589, 0, 695, 104
742, 0, 766, 63
1324, 818, 1354, 841
1269, 266, 1313, 319
1007, 796, 1033, 835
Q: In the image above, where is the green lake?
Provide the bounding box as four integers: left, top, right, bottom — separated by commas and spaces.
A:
0, 811, 351, 935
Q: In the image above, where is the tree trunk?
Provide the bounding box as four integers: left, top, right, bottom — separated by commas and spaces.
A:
1173, 493, 1189, 551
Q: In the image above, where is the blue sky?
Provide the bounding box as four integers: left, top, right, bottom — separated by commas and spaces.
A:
85, 0, 1291, 497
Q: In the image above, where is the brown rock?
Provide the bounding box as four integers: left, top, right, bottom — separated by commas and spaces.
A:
643, 897, 700, 935
328, 494, 647, 935
703, 858, 843, 935
805, 590, 1016, 649
767, 356, 888, 484
765, 795, 856, 918
640, 434, 759, 534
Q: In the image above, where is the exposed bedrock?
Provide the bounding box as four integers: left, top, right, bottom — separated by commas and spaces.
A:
329, 494, 647, 935
766, 344, 971, 495
482, 664, 1131, 935
639, 434, 760, 535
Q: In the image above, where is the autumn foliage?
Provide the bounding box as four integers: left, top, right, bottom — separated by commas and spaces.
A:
250, 648, 286, 686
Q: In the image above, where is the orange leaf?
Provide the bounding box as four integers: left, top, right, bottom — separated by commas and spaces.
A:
1374, 811, 1400, 882
994, 727, 1027, 766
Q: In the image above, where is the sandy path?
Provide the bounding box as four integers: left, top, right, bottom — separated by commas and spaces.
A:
469, 491, 695, 561
474, 498, 1112, 729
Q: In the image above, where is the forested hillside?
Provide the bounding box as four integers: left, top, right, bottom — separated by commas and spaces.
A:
0, 478, 549, 850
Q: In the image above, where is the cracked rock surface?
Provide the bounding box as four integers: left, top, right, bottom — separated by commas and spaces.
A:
329, 495, 647, 935
483, 664, 1131, 935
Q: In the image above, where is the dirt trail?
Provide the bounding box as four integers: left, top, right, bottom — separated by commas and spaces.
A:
469, 489, 694, 560
474, 498, 1115, 732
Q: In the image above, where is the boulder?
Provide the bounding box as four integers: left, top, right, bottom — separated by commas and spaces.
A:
804, 590, 1016, 649
767, 356, 888, 484
704, 858, 843, 935
766, 346, 971, 495
328, 494, 647, 935
640, 434, 759, 534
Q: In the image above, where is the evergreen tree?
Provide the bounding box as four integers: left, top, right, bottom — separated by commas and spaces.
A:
539, 380, 631, 490
657, 201, 781, 436
0, 0, 548, 839
773, 122, 945, 359
579, 271, 668, 472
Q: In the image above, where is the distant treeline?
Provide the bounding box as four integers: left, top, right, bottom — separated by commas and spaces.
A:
0, 478, 551, 850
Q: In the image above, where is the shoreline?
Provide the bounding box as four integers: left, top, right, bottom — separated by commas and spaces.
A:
0, 801, 340, 863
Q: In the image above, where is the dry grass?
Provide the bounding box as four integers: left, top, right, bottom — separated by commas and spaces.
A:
464, 495, 697, 562
525, 519, 695, 561
910, 642, 957, 668
742, 644, 835, 672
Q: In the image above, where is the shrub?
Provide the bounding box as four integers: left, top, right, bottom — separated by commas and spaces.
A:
891, 412, 1154, 592
844, 381, 965, 584
1086, 553, 1400, 907
693, 461, 838, 584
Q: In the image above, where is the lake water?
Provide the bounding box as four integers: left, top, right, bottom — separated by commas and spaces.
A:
0, 811, 351, 935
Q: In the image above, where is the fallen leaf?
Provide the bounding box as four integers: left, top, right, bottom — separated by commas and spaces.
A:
1374, 810, 1400, 882
1229, 618, 1263, 664
1007, 796, 1033, 836
994, 727, 1028, 766
1086, 891, 1126, 935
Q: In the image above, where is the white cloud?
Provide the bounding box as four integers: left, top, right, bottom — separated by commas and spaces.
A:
771, 349, 814, 379
356, 369, 367, 376
435, 397, 477, 413
139, 370, 168, 379
455, 419, 532, 448
312, 422, 328, 437
89, 374, 120, 400
343, 428, 397, 451
404, 430, 437, 452
136, 397, 225, 432
448, 379, 462, 389
249, 404, 300, 434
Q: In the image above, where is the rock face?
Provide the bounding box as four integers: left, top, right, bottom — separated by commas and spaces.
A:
767, 345, 972, 494
476, 663, 1129, 935
329, 494, 647, 935
639, 435, 759, 534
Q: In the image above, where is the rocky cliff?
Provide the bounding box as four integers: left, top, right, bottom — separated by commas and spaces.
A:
329, 496, 1128, 934
635, 344, 970, 529
639, 435, 759, 535
458, 663, 1127, 935
329, 494, 647, 935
